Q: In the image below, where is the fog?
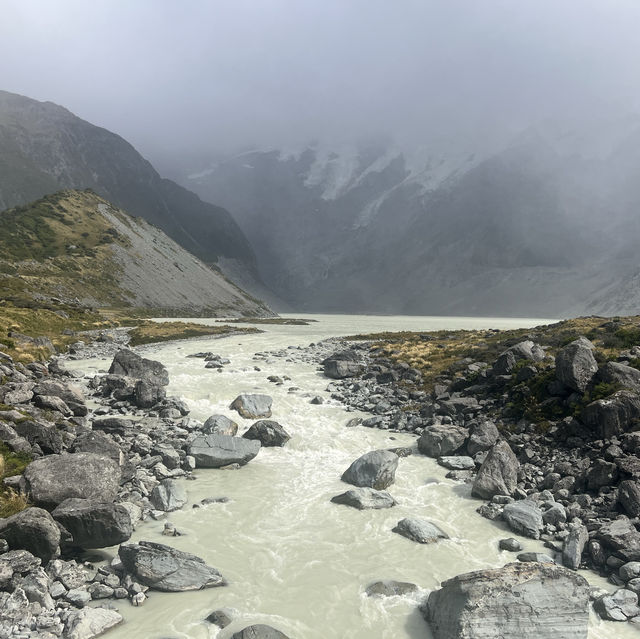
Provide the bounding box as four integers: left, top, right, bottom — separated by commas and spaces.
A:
2, 0, 640, 165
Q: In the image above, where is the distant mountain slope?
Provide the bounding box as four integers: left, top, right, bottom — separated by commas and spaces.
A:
0, 90, 257, 277
180, 119, 640, 317
0, 189, 273, 316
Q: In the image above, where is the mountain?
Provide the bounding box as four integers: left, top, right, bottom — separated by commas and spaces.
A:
0, 90, 267, 299
0, 189, 273, 316
177, 118, 640, 317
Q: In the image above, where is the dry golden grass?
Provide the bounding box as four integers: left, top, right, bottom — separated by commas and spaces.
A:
128, 320, 261, 346
0, 488, 29, 518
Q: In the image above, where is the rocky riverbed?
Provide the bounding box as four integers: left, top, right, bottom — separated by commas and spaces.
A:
1, 314, 639, 638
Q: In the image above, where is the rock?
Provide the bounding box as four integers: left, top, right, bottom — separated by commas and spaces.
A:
586, 459, 618, 490
341, 449, 399, 490
188, 434, 261, 468
499, 538, 522, 552
34, 394, 72, 416
599, 362, 640, 392
52, 498, 133, 548
620, 562, 640, 582
471, 441, 518, 499
418, 424, 469, 457
555, 337, 598, 393
330, 487, 396, 510
33, 379, 85, 407
134, 380, 166, 408
493, 341, 545, 375
205, 608, 234, 628
619, 480, 640, 517
119, 541, 225, 591
14, 420, 65, 454
66, 586, 91, 607
502, 500, 543, 539
542, 502, 567, 526
0, 507, 60, 562
108, 349, 169, 386
231, 625, 291, 639
230, 394, 273, 419
23, 453, 121, 508
437, 456, 475, 470
242, 420, 291, 447
63, 607, 123, 639
392, 517, 449, 544
582, 391, 640, 439
202, 414, 238, 436
71, 431, 124, 465
365, 580, 419, 597
597, 518, 640, 562
149, 479, 188, 512
466, 420, 500, 456
91, 417, 134, 434
562, 524, 588, 570
323, 359, 363, 379
424, 562, 589, 639
517, 552, 555, 563
594, 589, 640, 621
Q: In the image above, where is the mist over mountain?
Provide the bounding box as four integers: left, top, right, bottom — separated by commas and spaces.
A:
176, 115, 640, 317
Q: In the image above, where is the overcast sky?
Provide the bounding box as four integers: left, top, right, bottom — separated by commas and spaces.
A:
2, 0, 640, 167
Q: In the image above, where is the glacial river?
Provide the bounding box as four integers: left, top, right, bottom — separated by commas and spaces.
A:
73, 314, 634, 639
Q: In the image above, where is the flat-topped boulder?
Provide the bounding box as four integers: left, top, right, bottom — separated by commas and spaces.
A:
118, 541, 225, 591
52, 498, 132, 548
418, 424, 468, 458
392, 518, 449, 544
188, 434, 261, 468
242, 420, 290, 447
108, 349, 169, 386
424, 562, 589, 639
341, 449, 399, 490
331, 487, 396, 510
230, 394, 273, 419
23, 453, 121, 508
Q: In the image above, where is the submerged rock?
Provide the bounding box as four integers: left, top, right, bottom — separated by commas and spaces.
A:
231, 625, 291, 639
230, 394, 273, 419
331, 487, 396, 510
118, 541, 225, 591
242, 420, 291, 447
392, 518, 449, 544
424, 562, 589, 638
341, 449, 399, 490
365, 580, 419, 597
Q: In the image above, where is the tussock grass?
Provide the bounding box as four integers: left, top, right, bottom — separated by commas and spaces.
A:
0, 443, 31, 517
128, 320, 261, 346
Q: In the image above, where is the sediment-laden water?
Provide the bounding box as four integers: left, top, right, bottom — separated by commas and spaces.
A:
73, 315, 633, 638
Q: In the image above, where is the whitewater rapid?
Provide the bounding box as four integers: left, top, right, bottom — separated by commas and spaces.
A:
72, 314, 634, 638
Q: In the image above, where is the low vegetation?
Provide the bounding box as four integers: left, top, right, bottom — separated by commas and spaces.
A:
217, 317, 316, 326
0, 443, 31, 517
127, 321, 261, 346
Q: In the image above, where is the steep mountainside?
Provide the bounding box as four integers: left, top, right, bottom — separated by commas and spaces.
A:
0, 90, 258, 282
0, 190, 273, 316
180, 118, 640, 317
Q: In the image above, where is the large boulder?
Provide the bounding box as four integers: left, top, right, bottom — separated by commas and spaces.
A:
203, 415, 238, 436
392, 517, 449, 544
424, 562, 589, 639
618, 480, 640, 518
52, 498, 132, 548
418, 424, 469, 458
188, 434, 260, 468
231, 626, 290, 639
71, 431, 125, 465
63, 607, 123, 639
13, 420, 66, 455
582, 390, 640, 439
341, 450, 399, 490
133, 380, 166, 408
594, 589, 640, 622
149, 479, 187, 512
0, 507, 60, 562
330, 487, 396, 510
108, 349, 169, 386
33, 380, 86, 416
562, 524, 588, 570
118, 541, 225, 591
23, 453, 121, 508
323, 351, 364, 379
492, 340, 545, 375
597, 517, 640, 562
471, 441, 518, 499
242, 420, 290, 447
466, 421, 500, 456
598, 362, 640, 393
554, 337, 598, 393
502, 500, 544, 539
230, 394, 273, 419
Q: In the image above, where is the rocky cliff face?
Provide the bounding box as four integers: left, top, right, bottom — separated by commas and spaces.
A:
0, 90, 258, 280
180, 118, 640, 317
0, 190, 272, 316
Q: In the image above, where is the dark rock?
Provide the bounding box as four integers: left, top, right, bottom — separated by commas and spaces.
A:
492, 341, 545, 375
14, 420, 66, 455
134, 380, 166, 408
92, 417, 134, 435
392, 517, 449, 544
555, 337, 598, 393
424, 562, 589, 639
330, 487, 396, 510
582, 391, 640, 439
203, 414, 238, 436
619, 480, 640, 517
597, 518, 640, 562
517, 552, 555, 563
418, 424, 469, 457
205, 608, 233, 628
242, 420, 291, 447
118, 541, 225, 591
466, 420, 499, 456
562, 525, 588, 571
499, 538, 522, 552
341, 449, 399, 490
52, 498, 132, 548
365, 580, 418, 597
437, 456, 475, 470
502, 500, 543, 539
471, 441, 518, 499
231, 625, 290, 639
594, 589, 640, 621
599, 362, 640, 392
108, 349, 169, 386
188, 434, 260, 468
33, 394, 72, 416
0, 507, 60, 562
229, 394, 273, 419
586, 459, 618, 490
23, 453, 121, 508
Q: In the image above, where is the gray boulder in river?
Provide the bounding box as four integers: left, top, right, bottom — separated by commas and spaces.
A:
231, 625, 290, 639
242, 420, 291, 447
424, 562, 589, 638
22, 453, 121, 508
188, 434, 261, 468
392, 518, 449, 544
118, 541, 225, 591
203, 414, 238, 436
149, 479, 188, 512
341, 449, 399, 490
52, 498, 133, 548
108, 348, 169, 386
230, 393, 273, 418
331, 487, 396, 510
471, 441, 518, 499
